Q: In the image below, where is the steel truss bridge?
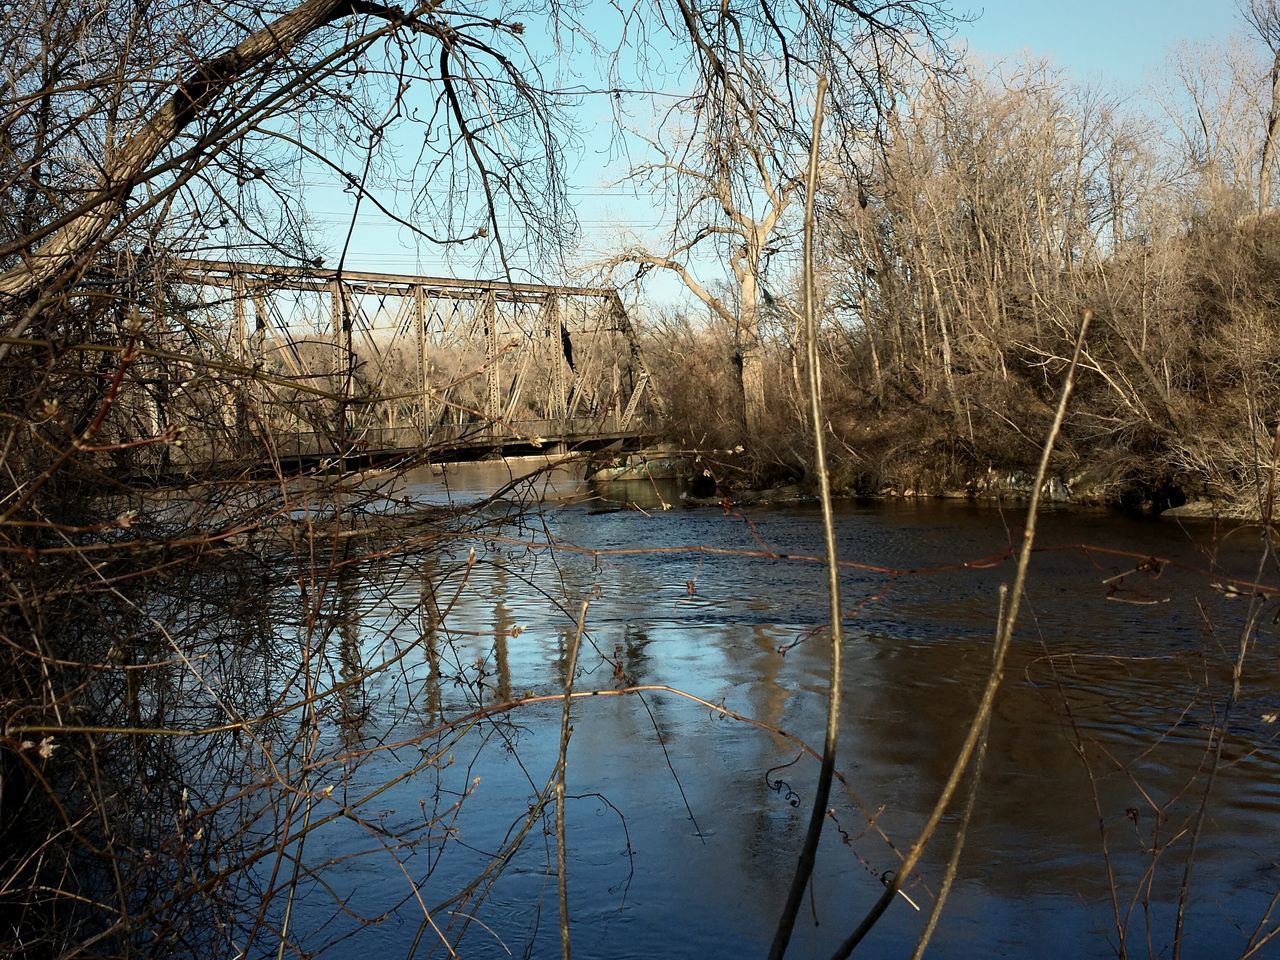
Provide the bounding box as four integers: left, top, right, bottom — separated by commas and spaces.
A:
133, 259, 661, 473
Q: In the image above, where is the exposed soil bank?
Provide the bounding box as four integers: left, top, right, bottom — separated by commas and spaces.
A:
697, 458, 1264, 520
588, 445, 1269, 520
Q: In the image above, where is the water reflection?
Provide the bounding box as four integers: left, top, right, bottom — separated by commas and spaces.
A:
487, 563, 514, 703
330, 565, 369, 746
418, 553, 443, 721
218, 480, 1280, 960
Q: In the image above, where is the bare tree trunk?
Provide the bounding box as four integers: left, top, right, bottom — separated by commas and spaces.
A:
0, 0, 436, 307
859, 287, 884, 402
1260, 55, 1280, 212
739, 270, 766, 438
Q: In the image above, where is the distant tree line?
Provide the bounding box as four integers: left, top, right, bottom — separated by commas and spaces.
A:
637, 6, 1280, 513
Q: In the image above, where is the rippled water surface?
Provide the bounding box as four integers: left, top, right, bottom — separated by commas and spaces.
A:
256, 462, 1280, 959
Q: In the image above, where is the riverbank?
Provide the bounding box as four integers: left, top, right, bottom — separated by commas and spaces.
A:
832, 465, 1261, 521
593, 446, 1267, 520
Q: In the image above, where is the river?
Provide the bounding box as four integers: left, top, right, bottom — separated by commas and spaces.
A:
231, 460, 1280, 960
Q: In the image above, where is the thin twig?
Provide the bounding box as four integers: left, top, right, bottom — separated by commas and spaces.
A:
556, 601, 587, 960
908, 585, 1004, 960
770, 75, 836, 960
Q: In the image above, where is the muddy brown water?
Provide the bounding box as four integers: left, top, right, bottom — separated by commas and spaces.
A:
240, 462, 1280, 959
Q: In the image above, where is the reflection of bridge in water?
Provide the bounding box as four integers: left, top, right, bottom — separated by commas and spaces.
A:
144, 260, 662, 473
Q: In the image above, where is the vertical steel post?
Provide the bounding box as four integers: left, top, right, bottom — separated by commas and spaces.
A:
145, 262, 164, 437
546, 295, 567, 428
251, 289, 267, 412
484, 290, 500, 437
230, 270, 249, 437
414, 284, 432, 444
330, 278, 349, 443
611, 362, 621, 431
232, 272, 248, 364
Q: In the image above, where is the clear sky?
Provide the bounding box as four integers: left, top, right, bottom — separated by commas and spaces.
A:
291, 0, 1249, 294
954, 0, 1237, 93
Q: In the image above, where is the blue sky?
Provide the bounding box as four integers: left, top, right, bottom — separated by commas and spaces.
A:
287, 0, 1247, 299
956, 0, 1236, 92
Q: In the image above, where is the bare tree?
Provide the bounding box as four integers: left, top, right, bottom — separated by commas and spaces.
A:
1161, 36, 1264, 214
1240, 0, 1280, 210
0, 0, 572, 318
595, 112, 799, 439
589, 2, 954, 444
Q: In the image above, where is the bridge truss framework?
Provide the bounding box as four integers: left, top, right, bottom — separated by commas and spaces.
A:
149, 259, 661, 465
